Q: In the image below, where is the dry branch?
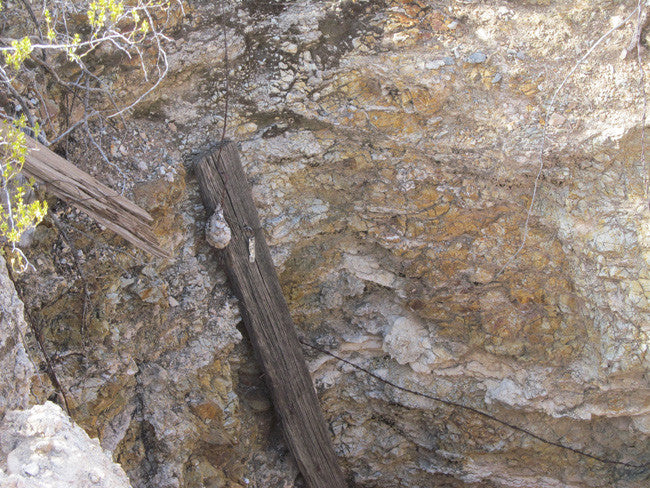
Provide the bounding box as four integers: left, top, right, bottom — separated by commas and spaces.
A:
17, 132, 168, 258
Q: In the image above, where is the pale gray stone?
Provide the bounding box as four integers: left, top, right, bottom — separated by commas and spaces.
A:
0, 402, 132, 488
0, 255, 37, 417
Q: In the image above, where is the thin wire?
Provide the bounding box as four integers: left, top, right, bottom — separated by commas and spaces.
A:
299, 339, 649, 470
20, 299, 71, 416
636, 0, 649, 207
214, 0, 230, 170
495, 8, 639, 278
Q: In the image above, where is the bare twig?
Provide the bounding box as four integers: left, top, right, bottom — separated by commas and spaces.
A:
18, 0, 45, 45
32, 84, 53, 131
56, 217, 145, 271
84, 119, 127, 194
624, 3, 650, 59
0, 66, 40, 134
48, 112, 94, 145
49, 213, 90, 337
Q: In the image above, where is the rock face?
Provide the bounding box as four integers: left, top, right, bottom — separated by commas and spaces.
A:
0, 402, 132, 488
10, 0, 650, 487
0, 254, 37, 416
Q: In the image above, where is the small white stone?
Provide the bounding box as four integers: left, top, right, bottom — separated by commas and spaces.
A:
548, 112, 566, 127
280, 70, 295, 83
282, 43, 298, 54
382, 316, 435, 373
24, 462, 40, 476
424, 60, 446, 70
633, 414, 650, 434
88, 471, 102, 484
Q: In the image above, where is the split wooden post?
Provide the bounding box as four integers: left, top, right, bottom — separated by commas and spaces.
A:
1, 126, 168, 258
195, 142, 347, 488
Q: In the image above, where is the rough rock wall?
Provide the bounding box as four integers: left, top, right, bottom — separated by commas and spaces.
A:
1, 256, 133, 486
0, 402, 133, 488
0, 254, 36, 416
11, 0, 650, 487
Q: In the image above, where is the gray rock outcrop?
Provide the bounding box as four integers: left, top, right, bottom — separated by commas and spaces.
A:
0, 401, 132, 488
0, 254, 37, 417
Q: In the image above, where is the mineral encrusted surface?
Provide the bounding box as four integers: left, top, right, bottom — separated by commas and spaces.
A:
9, 1, 650, 487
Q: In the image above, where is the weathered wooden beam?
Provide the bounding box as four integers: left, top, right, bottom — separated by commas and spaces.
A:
12, 130, 169, 258
195, 142, 347, 488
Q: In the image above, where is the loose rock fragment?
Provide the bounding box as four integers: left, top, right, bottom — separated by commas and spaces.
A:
466, 51, 487, 64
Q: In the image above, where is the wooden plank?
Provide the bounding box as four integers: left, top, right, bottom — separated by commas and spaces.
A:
195, 142, 347, 488
2, 126, 169, 258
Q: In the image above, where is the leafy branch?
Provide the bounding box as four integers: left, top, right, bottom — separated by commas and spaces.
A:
0, 0, 184, 270
0, 117, 47, 272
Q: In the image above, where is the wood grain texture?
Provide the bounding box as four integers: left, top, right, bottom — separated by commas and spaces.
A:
7, 129, 169, 258
195, 142, 347, 488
